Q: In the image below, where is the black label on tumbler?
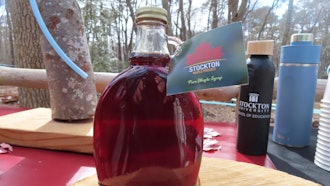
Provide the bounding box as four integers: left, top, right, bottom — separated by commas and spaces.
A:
238, 94, 271, 119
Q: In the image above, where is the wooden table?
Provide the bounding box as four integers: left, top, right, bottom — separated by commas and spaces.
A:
0, 106, 318, 185
74, 157, 319, 186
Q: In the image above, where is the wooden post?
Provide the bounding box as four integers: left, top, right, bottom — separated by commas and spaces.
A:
195, 86, 240, 102
0, 66, 327, 102
0, 66, 116, 93
39, 0, 97, 121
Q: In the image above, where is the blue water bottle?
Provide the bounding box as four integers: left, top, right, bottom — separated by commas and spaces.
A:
273, 33, 321, 147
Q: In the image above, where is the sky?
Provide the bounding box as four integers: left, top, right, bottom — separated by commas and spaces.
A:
0, 0, 287, 30
0, 0, 287, 17
0, 0, 4, 16
259, 0, 287, 16
192, 0, 287, 13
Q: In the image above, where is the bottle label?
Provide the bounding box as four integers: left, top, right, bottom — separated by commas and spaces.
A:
238, 93, 271, 119
167, 22, 248, 95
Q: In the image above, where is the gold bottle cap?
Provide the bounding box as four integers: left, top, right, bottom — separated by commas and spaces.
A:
136, 6, 168, 25
246, 40, 274, 56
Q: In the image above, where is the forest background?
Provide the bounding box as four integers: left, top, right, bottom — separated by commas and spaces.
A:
1, 0, 330, 77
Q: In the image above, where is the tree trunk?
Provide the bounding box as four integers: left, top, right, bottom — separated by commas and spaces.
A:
39, 0, 98, 121
6, 0, 50, 108
211, 0, 218, 29
0, 66, 117, 93
227, 0, 248, 23
257, 0, 279, 40
187, 0, 193, 38
6, 7, 14, 66
162, 0, 177, 53
281, 0, 294, 46
179, 0, 187, 41
162, 0, 174, 36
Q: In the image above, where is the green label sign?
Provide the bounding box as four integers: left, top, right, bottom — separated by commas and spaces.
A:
167, 22, 248, 95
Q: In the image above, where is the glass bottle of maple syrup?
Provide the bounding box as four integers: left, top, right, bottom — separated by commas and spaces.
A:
93, 6, 204, 186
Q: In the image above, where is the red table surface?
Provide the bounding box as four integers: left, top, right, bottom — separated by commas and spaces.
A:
0, 106, 275, 186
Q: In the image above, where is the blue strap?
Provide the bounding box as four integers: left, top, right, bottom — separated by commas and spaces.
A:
29, 0, 88, 79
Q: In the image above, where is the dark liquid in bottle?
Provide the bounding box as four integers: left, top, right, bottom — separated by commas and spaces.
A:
94, 52, 204, 186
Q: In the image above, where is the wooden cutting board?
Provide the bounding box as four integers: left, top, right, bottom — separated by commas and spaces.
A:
0, 108, 93, 153
72, 157, 320, 186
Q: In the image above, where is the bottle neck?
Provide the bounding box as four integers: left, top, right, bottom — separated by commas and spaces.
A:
133, 20, 170, 55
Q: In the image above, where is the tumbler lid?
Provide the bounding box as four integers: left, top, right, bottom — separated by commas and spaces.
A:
246, 40, 274, 56
136, 6, 168, 25
291, 33, 313, 43
280, 33, 321, 64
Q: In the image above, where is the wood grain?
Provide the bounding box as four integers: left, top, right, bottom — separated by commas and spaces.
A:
73, 157, 320, 186
0, 108, 93, 153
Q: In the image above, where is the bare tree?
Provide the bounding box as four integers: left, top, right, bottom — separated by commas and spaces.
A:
210, 0, 218, 29
6, 7, 13, 66
126, 0, 136, 60
6, 0, 50, 108
186, 0, 193, 38
257, 0, 280, 39
178, 0, 187, 41
39, 0, 98, 120
126, 0, 136, 33
227, 0, 249, 23
162, 0, 174, 36
281, 0, 294, 46
0, 6, 14, 66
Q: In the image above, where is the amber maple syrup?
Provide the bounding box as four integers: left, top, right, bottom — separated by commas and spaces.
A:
94, 52, 204, 185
